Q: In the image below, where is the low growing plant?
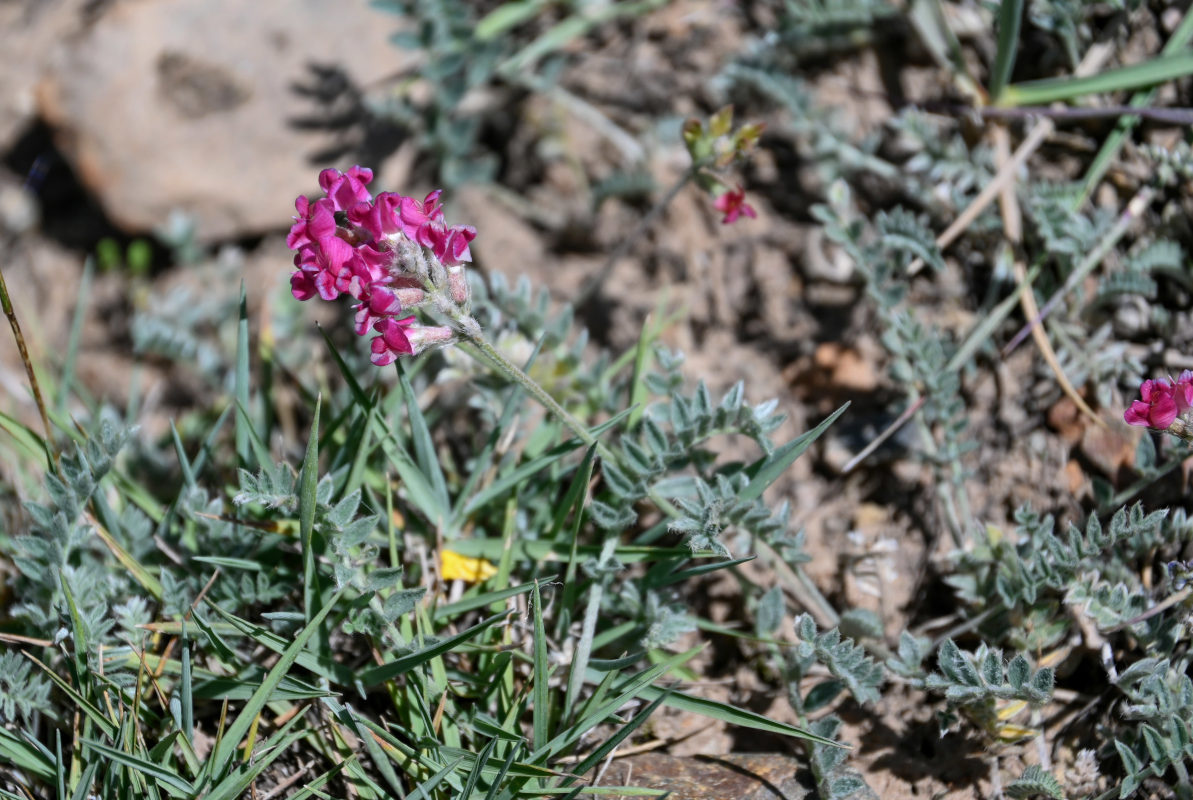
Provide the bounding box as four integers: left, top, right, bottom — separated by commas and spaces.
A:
0, 164, 845, 799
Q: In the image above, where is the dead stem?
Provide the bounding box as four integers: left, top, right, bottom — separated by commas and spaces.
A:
0, 262, 55, 467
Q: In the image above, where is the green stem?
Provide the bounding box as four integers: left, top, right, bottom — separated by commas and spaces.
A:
453, 311, 686, 521
456, 320, 603, 452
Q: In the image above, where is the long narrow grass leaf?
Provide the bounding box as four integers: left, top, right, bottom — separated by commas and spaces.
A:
1076, 9, 1193, 205
563, 690, 670, 785
463, 437, 587, 515
1000, 51, 1193, 107
988, 0, 1023, 101
235, 283, 250, 467
631, 682, 840, 747
433, 577, 545, 623
78, 739, 195, 795
532, 580, 550, 748
359, 611, 511, 685
0, 728, 55, 783
203, 711, 310, 800
398, 361, 450, 510
300, 395, 322, 625
205, 603, 357, 686
739, 403, 848, 501
206, 588, 344, 780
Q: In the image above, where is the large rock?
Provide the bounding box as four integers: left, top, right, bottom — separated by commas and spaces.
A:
37, 0, 418, 241
600, 753, 815, 800
0, 0, 89, 150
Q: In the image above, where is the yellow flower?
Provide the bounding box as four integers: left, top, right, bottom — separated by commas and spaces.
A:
440, 549, 497, 583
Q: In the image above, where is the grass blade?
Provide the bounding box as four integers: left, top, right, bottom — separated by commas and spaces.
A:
463, 437, 587, 515
1075, 8, 1193, 205
234, 282, 250, 468
0, 728, 54, 783
1000, 51, 1193, 107
562, 689, 669, 785
358, 611, 511, 685
633, 682, 840, 747
739, 402, 848, 502
300, 394, 322, 626
78, 739, 195, 795
398, 361, 450, 511
532, 579, 550, 748
433, 576, 547, 623
988, 0, 1023, 101
203, 710, 310, 800
205, 587, 345, 782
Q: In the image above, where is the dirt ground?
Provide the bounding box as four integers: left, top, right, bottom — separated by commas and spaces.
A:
2, 1, 1186, 798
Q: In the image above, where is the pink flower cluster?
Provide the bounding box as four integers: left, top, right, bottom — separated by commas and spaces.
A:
287, 167, 475, 365
1124, 371, 1193, 431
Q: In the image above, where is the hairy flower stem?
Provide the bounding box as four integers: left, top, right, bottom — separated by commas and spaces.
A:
454, 318, 604, 452
451, 310, 692, 530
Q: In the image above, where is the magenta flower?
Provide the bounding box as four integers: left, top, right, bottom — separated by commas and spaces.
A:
418, 221, 477, 267
292, 234, 358, 301
399, 190, 445, 238
714, 186, 757, 224
349, 191, 403, 241
290, 266, 320, 302
287, 196, 335, 250
353, 282, 402, 336
370, 316, 416, 365
319, 166, 374, 212
1125, 372, 1193, 431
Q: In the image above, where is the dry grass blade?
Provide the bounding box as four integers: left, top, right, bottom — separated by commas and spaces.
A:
0, 264, 54, 468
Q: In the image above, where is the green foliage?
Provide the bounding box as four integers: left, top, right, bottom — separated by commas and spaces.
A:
1113, 660, 1193, 798
370, 0, 505, 186
370, 0, 663, 187
0, 262, 839, 798
736, 0, 897, 69
888, 108, 996, 215
946, 504, 1171, 648
783, 614, 882, 799
0, 651, 52, 725
1144, 139, 1193, 186
807, 716, 869, 800
130, 261, 241, 383
791, 613, 884, 708
7, 2, 1193, 797
925, 640, 1054, 733
1005, 764, 1065, 799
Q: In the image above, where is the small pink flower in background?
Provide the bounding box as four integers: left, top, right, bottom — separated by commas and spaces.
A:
714, 186, 756, 224
1125, 371, 1193, 433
